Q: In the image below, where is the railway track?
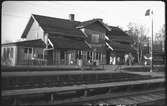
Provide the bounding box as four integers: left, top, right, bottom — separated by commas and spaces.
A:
2, 69, 165, 105
2, 71, 162, 90
62, 88, 165, 105
2, 77, 164, 105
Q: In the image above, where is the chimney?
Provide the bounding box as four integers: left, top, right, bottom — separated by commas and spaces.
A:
69, 14, 75, 21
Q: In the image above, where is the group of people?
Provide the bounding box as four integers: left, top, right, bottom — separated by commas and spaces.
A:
109, 53, 134, 65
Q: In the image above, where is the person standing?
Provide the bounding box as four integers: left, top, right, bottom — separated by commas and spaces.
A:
117, 57, 120, 65
124, 54, 129, 65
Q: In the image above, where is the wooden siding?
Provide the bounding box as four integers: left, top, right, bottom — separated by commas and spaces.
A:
84, 29, 105, 44
83, 29, 106, 53
26, 21, 44, 41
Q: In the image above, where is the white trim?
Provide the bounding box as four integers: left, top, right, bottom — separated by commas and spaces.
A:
48, 38, 54, 48
31, 14, 45, 32
105, 42, 113, 51
80, 28, 88, 37
31, 14, 45, 41
105, 35, 109, 41
84, 41, 92, 48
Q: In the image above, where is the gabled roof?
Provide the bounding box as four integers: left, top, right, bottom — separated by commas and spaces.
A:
22, 14, 85, 38
108, 26, 128, 36
77, 19, 111, 31
77, 19, 99, 28
48, 36, 90, 50
107, 26, 134, 44
1, 39, 46, 48
21, 16, 34, 38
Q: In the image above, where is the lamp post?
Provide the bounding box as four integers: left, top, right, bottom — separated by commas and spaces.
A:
145, 9, 153, 72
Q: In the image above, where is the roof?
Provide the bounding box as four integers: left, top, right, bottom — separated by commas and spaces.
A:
22, 14, 85, 38
77, 19, 111, 31
33, 14, 86, 38
108, 26, 128, 36
108, 35, 133, 43
77, 19, 100, 28
107, 26, 134, 44
49, 36, 90, 50
21, 16, 34, 38
1, 39, 46, 48
107, 41, 136, 53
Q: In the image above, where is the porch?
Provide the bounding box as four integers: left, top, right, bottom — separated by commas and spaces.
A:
44, 49, 106, 66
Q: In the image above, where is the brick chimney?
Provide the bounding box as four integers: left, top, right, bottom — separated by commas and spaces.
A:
69, 14, 75, 21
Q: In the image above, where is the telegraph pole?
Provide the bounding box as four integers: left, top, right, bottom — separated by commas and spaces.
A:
145, 9, 153, 72
150, 13, 153, 72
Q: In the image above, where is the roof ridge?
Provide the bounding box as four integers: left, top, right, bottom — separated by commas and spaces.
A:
32, 14, 81, 23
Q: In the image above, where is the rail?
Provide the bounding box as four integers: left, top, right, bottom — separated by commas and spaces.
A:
2, 78, 164, 97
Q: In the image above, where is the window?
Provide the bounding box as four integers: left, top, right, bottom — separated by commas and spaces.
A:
96, 52, 99, 60
75, 50, 82, 59
90, 52, 93, 60
10, 48, 13, 58
24, 48, 28, 54
87, 52, 90, 60
7, 48, 10, 58
38, 54, 43, 58
3, 48, 7, 58
29, 48, 32, 54
78, 51, 82, 59
92, 34, 99, 43
24, 48, 33, 54
24, 47, 33, 60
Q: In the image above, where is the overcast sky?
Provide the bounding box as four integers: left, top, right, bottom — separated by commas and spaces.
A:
1, 1, 165, 43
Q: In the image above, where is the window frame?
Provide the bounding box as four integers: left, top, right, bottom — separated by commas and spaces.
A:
24, 47, 33, 54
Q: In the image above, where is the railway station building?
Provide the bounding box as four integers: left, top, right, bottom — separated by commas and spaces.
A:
1, 14, 136, 66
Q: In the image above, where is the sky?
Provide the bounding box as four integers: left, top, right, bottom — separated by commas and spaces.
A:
1, 1, 165, 43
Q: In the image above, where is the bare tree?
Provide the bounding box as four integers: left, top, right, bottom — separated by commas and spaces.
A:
126, 22, 149, 64
154, 24, 165, 51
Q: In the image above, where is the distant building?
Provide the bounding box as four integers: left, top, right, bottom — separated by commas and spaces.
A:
1, 14, 135, 66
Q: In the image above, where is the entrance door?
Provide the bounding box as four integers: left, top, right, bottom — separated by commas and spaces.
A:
46, 50, 53, 65
106, 49, 111, 64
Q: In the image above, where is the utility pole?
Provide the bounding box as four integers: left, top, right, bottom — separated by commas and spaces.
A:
145, 9, 153, 72
150, 13, 153, 72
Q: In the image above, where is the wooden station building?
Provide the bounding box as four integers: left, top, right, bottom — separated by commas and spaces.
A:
1, 14, 136, 66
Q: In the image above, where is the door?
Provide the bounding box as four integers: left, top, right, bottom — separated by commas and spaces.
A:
46, 50, 53, 65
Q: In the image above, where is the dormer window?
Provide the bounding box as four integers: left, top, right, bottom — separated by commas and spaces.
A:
92, 34, 99, 43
